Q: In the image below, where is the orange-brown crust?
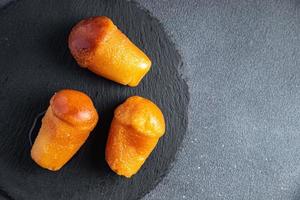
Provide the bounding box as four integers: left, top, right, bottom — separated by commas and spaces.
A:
50, 89, 98, 129
114, 96, 165, 137
105, 96, 165, 178
68, 16, 116, 67
31, 89, 99, 171
68, 16, 151, 87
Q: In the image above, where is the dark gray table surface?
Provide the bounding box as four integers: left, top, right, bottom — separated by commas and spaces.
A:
135, 0, 300, 199
1, 0, 300, 199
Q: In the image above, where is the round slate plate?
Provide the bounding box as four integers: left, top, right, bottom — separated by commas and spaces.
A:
0, 0, 189, 199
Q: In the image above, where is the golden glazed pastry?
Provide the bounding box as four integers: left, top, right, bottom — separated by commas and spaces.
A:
105, 96, 165, 178
31, 89, 98, 171
68, 16, 151, 87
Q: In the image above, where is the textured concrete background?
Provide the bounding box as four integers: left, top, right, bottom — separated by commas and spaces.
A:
135, 0, 300, 199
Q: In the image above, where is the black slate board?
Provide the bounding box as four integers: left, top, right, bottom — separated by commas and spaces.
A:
0, 0, 189, 199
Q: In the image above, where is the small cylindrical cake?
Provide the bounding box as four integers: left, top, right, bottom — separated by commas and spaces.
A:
105, 96, 165, 178
31, 89, 99, 171
68, 16, 151, 87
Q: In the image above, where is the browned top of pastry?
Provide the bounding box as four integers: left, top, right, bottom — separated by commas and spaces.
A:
68, 16, 116, 67
50, 89, 98, 129
114, 96, 165, 137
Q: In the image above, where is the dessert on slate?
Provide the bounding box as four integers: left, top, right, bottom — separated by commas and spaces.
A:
68, 16, 151, 87
105, 96, 165, 178
31, 89, 98, 171
30, 16, 165, 175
